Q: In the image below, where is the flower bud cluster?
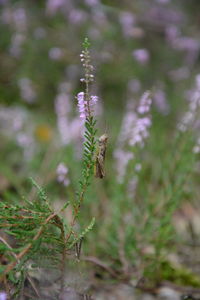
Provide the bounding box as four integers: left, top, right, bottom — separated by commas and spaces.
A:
76, 39, 99, 122
56, 162, 70, 186
79, 49, 94, 83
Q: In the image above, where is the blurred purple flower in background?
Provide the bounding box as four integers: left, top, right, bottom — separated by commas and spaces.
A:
129, 116, 151, 147
127, 79, 141, 94
13, 7, 27, 31
0, 0, 7, 4
178, 74, 200, 132
3, 7, 28, 57
119, 11, 135, 37
49, 47, 63, 60
117, 112, 138, 147
1, 7, 12, 24
0, 292, 7, 300
153, 88, 170, 115
55, 82, 84, 147
9, 33, 25, 57
18, 78, 36, 103
0, 107, 26, 134
127, 176, 138, 198
114, 91, 152, 182
56, 162, 70, 186
46, 0, 65, 15
193, 138, 200, 154
172, 37, 199, 52
168, 66, 190, 82
135, 163, 142, 172
55, 82, 72, 145
69, 9, 87, 25
130, 91, 152, 148
0, 106, 36, 160
70, 118, 84, 140
92, 10, 107, 27
84, 0, 100, 6
175, 37, 199, 65
114, 150, 133, 182
137, 91, 152, 114
165, 24, 180, 43
16, 132, 33, 148
146, 6, 183, 26
16, 130, 35, 160
132, 49, 149, 65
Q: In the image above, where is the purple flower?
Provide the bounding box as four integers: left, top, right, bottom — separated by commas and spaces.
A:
77, 92, 86, 119
84, 0, 99, 6
124, 92, 152, 148
117, 112, 138, 147
76, 92, 98, 119
129, 116, 152, 147
119, 11, 135, 37
0, 292, 7, 300
137, 91, 152, 114
68, 9, 87, 25
13, 8, 27, 31
56, 162, 70, 186
0, 0, 7, 4
18, 78, 36, 103
165, 25, 180, 43
153, 89, 170, 115
115, 91, 152, 182
132, 49, 150, 65
178, 74, 200, 132
128, 79, 141, 94
46, 0, 65, 15
114, 149, 134, 182
55, 82, 84, 147
91, 95, 98, 104
9, 33, 25, 57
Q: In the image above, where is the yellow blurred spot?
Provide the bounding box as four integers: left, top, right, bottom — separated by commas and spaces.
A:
35, 124, 52, 142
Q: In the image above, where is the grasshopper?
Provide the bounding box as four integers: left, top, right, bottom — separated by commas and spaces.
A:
95, 133, 108, 179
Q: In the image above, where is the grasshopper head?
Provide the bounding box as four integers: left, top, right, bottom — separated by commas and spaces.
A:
98, 133, 108, 144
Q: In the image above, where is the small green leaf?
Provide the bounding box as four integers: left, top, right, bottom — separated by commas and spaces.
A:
82, 37, 90, 50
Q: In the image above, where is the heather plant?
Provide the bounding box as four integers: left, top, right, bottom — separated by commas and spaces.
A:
0, 38, 98, 299
1, 1, 200, 298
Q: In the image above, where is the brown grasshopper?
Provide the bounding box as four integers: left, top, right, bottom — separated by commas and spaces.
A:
95, 133, 108, 179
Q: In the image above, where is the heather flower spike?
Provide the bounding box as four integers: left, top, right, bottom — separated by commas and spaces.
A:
114, 90, 152, 182
76, 37, 98, 119
72, 39, 98, 247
